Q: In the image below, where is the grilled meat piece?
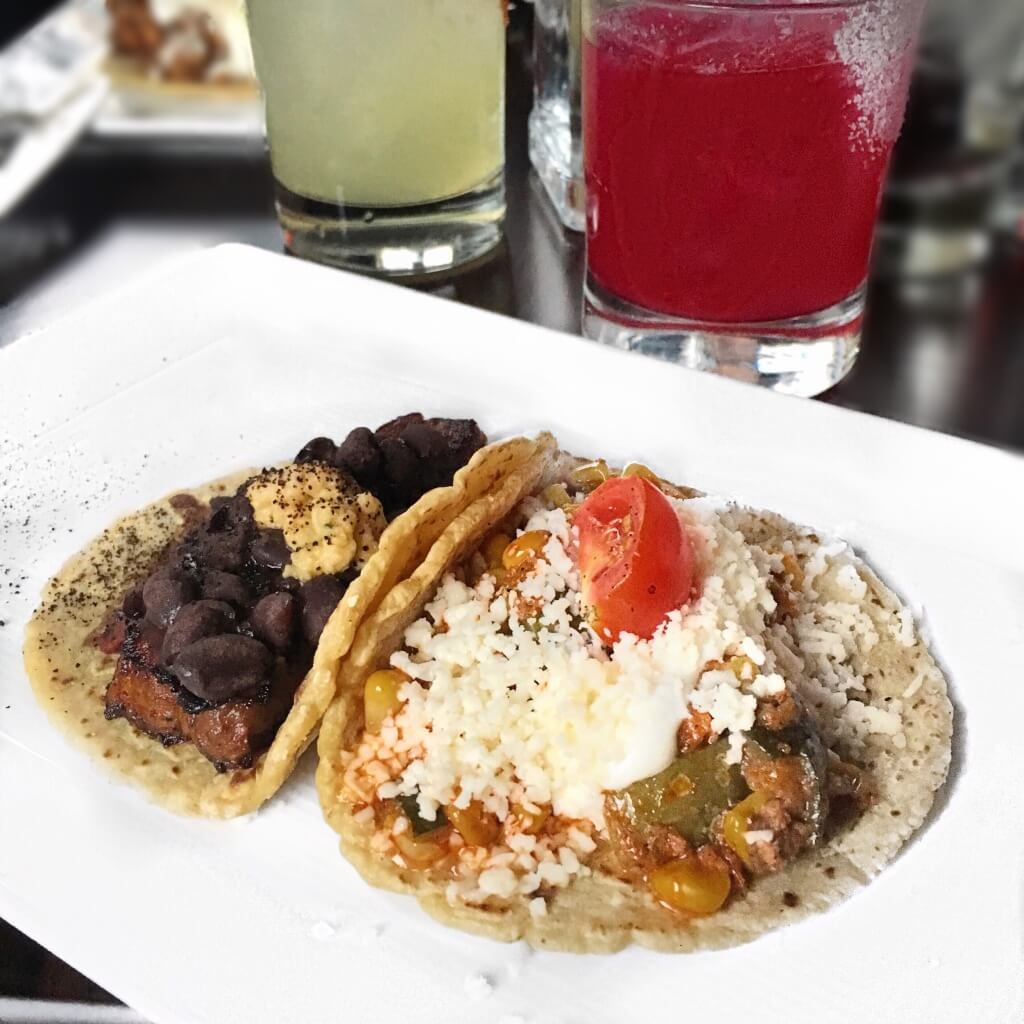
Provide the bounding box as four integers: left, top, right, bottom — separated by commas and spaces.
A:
190, 682, 295, 770
105, 625, 189, 746
105, 622, 301, 770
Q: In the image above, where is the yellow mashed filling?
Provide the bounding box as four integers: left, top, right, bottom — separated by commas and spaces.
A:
246, 463, 385, 581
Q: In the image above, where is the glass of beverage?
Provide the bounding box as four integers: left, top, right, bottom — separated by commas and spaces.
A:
530, 0, 586, 230
245, 0, 507, 276
581, 0, 925, 396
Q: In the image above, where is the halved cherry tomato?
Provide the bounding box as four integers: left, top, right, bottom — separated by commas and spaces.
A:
574, 476, 694, 643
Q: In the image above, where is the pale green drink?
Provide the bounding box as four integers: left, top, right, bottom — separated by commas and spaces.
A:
247, 0, 506, 273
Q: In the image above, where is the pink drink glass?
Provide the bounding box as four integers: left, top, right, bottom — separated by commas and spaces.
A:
582, 0, 924, 395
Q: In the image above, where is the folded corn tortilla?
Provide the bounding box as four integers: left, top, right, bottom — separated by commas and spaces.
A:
23, 436, 547, 817
316, 446, 953, 951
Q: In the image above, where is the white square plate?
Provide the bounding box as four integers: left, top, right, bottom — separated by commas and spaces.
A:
1, 245, 1021, 1024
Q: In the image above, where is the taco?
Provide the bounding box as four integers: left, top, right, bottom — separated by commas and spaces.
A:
24, 414, 547, 817
316, 443, 953, 951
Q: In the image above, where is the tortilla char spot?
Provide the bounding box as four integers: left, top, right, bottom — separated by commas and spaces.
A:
230, 768, 257, 786
783, 892, 800, 908
824, 866, 836, 878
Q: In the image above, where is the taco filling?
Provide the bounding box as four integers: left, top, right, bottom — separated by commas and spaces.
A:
335, 463, 910, 920
98, 414, 484, 771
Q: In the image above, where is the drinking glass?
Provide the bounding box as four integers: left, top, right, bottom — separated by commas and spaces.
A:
581, 0, 925, 396
246, 0, 507, 276
529, 0, 586, 230
879, 0, 1024, 276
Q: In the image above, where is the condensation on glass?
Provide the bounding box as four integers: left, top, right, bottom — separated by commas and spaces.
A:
581, 0, 926, 397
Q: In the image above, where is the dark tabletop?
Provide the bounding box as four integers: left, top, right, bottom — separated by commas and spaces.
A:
1, 5, 1023, 1019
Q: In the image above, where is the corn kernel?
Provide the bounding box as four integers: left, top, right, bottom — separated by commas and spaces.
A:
650, 855, 731, 916
622, 462, 660, 483
542, 483, 576, 512
394, 827, 448, 869
722, 791, 769, 867
482, 532, 512, 569
364, 669, 406, 733
502, 530, 550, 571
570, 459, 611, 490
446, 801, 501, 847
513, 803, 551, 835
726, 656, 757, 681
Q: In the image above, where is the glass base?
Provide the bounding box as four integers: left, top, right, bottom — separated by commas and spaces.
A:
528, 103, 585, 232
582, 276, 864, 397
275, 173, 505, 277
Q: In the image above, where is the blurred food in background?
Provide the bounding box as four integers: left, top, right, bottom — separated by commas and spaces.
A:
97, 0, 262, 147
878, 0, 1024, 276
105, 0, 254, 87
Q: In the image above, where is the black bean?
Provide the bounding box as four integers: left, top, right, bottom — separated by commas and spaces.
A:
250, 528, 291, 569
122, 585, 146, 619
172, 635, 272, 703
161, 600, 236, 664
335, 426, 381, 481
426, 417, 486, 470
197, 526, 250, 572
149, 549, 188, 580
401, 423, 448, 491
201, 570, 250, 606
375, 413, 424, 439
208, 493, 254, 534
143, 576, 196, 627
251, 592, 296, 651
296, 436, 338, 465
401, 422, 447, 463
298, 575, 347, 645
379, 437, 421, 508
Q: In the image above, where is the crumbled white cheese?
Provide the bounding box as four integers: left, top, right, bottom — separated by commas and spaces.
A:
893, 605, 917, 647
836, 563, 868, 599
786, 545, 907, 754
342, 491, 918, 908
478, 867, 518, 898
749, 672, 786, 697
386, 501, 778, 829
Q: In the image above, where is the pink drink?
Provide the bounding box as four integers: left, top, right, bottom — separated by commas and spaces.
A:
584, 4, 915, 324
